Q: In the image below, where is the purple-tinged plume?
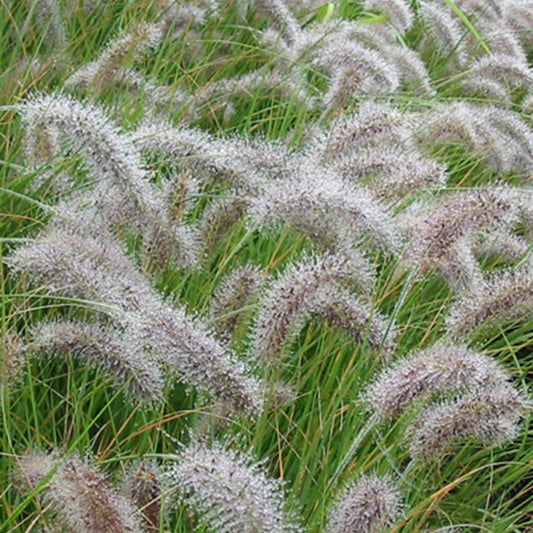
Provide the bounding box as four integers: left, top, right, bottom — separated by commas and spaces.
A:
167, 441, 301, 533
124, 461, 161, 532
28, 320, 164, 404
446, 260, 533, 338
210, 264, 264, 341
6, 222, 264, 414
251, 253, 392, 365
365, 341, 514, 420
327, 474, 402, 533
407, 385, 528, 461
16, 450, 141, 533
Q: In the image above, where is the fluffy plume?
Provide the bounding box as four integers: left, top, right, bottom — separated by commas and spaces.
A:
327, 474, 402, 533
254, 0, 301, 46
133, 121, 291, 192
332, 148, 447, 202
312, 102, 412, 165
418, 2, 468, 66
506, 0, 533, 47
463, 54, 533, 94
407, 385, 528, 461
381, 45, 434, 94
19, 94, 200, 267
65, 23, 163, 92
365, 0, 414, 32
6, 222, 264, 414
198, 196, 247, 251
417, 102, 533, 176
16, 450, 141, 532
248, 165, 399, 256
251, 253, 391, 365
0, 332, 26, 387
125, 461, 161, 532
483, 26, 529, 63
365, 342, 513, 420
454, 0, 507, 25
316, 43, 400, 108
29, 0, 66, 52
167, 441, 300, 533
311, 288, 396, 354
446, 260, 533, 338
19, 93, 161, 220
182, 70, 314, 122
397, 187, 524, 289
472, 229, 530, 264
27, 320, 164, 404
210, 264, 264, 341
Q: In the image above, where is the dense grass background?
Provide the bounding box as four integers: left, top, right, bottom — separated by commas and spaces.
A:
1, 1, 532, 532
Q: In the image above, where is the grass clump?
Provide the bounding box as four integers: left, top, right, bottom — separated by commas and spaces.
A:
1, 0, 532, 532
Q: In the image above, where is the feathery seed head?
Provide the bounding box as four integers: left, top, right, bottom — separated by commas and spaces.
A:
365, 341, 514, 420
327, 474, 402, 533
1, 332, 26, 388
446, 261, 533, 338
125, 461, 161, 532
29, 320, 165, 404
210, 264, 264, 341
7, 222, 264, 414
333, 148, 447, 202
16, 450, 141, 533
248, 165, 400, 256
19, 92, 163, 223
407, 385, 528, 461
365, 0, 414, 32
167, 441, 301, 533
65, 23, 163, 91
251, 253, 377, 365
397, 187, 524, 287
419, 2, 468, 66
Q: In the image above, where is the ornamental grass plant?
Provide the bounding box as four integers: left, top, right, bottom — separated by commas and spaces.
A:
1, 1, 532, 531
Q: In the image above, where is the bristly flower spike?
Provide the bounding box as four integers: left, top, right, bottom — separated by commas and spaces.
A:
418, 2, 468, 66
248, 165, 400, 257
365, 0, 414, 33
30, 0, 66, 53
167, 440, 301, 533
407, 385, 528, 461
250, 253, 395, 366
19, 92, 162, 224
327, 474, 402, 533
16, 450, 141, 533
27, 320, 165, 405
364, 341, 514, 421
65, 23, 163, 92
397, 187, 524, 289
124, 461, 161, 532
6, 221, 264, 414
446, 259, 533, 338
254, 0, 301, 46
210, 264, 264, 341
